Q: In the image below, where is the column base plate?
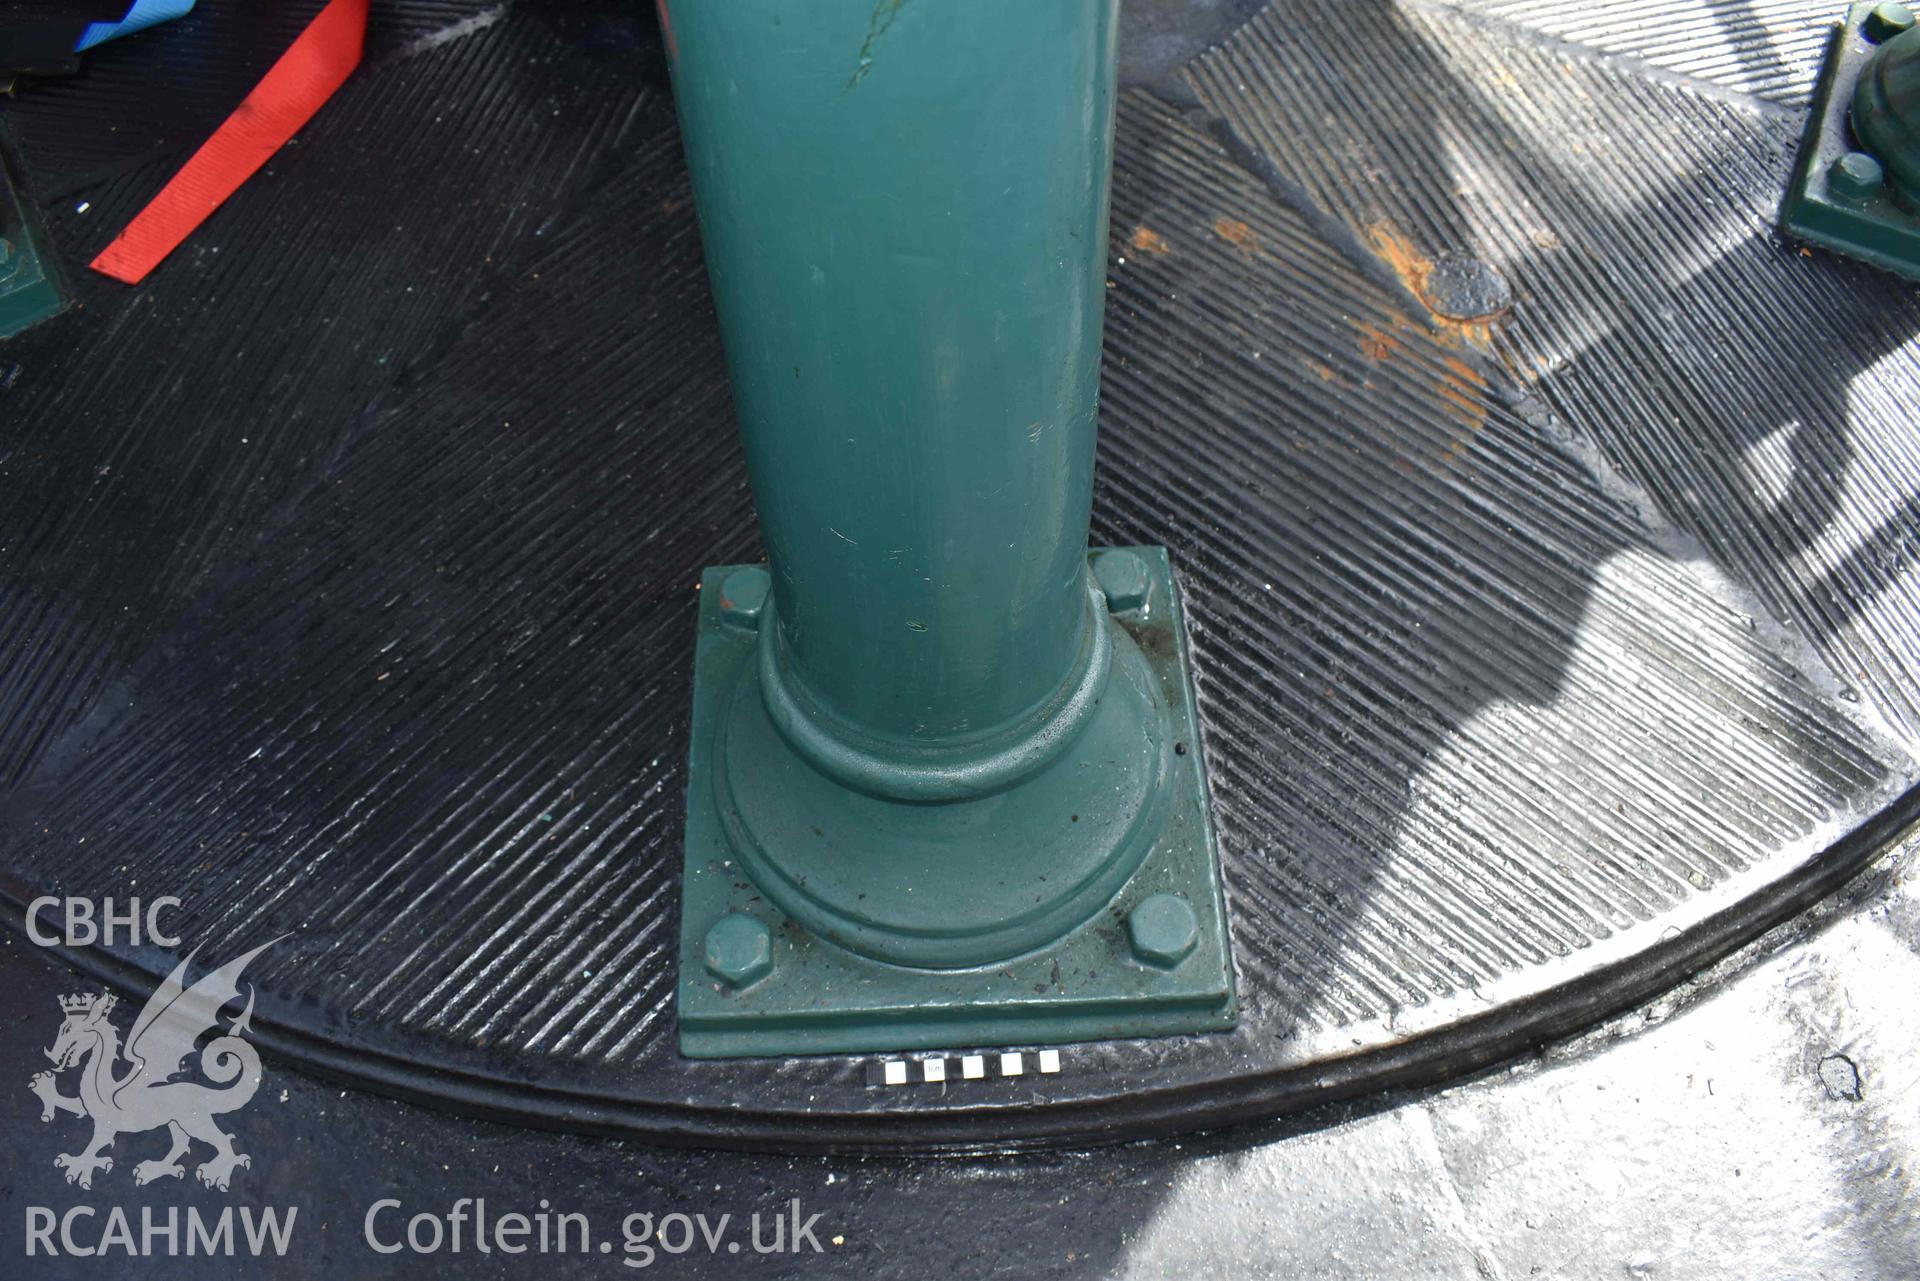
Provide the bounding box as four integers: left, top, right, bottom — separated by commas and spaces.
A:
677, 547, 1237, 1059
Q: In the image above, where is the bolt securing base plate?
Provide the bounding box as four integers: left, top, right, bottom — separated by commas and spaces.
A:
676, 547, 1236, 1059
1780, 3, 1920, 279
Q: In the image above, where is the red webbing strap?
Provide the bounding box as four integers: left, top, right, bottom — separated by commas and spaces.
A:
89, 0, 370, 285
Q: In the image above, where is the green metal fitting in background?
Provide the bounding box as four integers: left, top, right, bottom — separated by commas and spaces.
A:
0, 128, 65, 340
1782, 2, 1920, 278
663, 0, 1236, 1057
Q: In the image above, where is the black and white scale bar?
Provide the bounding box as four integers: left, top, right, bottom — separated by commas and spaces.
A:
864, 1049, 1063, 1087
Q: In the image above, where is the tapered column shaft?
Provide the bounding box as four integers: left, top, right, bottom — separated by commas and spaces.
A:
664, 0, 1119, 750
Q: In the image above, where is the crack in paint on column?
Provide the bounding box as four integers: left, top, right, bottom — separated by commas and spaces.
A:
847, 0, 906, 91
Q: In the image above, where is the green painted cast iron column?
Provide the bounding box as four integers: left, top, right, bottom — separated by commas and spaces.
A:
666, 0, 1236, 1056
667, 0, 1112, 790
1853, 23, 1920, 204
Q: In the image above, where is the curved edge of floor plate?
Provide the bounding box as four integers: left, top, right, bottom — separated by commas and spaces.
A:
7, 783, 1916, 1155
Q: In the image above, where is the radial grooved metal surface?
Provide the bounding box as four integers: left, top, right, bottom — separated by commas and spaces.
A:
0, 0, 1917, 1151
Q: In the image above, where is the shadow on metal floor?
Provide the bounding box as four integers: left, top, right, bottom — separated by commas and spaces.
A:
0, 0, 1917, 1154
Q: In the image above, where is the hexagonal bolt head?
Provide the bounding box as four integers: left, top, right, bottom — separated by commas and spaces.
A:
1866, 1, 1915, 42
704, 913, 773, 988
1093, 549, 1151, 614
1830, 151, 1886, 204
1127, 893, 1198, 969
718, 566, 771, 630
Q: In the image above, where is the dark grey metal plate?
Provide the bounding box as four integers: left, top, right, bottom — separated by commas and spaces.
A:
0, 0, 1917, 1151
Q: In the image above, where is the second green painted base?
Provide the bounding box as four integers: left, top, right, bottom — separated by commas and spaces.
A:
1780, 6, 1920, 280
0, 132, 65, 341
676, 547, 1237, 1059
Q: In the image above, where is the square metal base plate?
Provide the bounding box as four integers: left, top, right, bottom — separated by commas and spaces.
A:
1779, 5, 1920, 280
677, 546, 1236, 1059
0, 129, 65, 340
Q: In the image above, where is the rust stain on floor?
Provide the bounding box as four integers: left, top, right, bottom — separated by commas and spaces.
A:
1213, 216, 1261, 257
1436, 355, 1488, 435
1357, 323, 1402, 362
1348, 222, 1504, 469
1363, 221, 1502, 350
1130, 225, 1173, 256
1368, 222, 1435, 298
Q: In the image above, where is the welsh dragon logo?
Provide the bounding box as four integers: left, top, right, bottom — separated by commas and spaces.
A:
28, 940, 276, 1191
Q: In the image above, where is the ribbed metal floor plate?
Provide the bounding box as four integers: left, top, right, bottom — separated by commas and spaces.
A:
0, 0, 1915, 1150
